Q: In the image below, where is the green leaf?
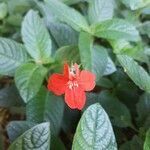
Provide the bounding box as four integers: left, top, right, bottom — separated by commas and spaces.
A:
144, 129, 150, 150
114, 79, 139, 115
88, 0, 114, 24
45, 0, 89, 32
97, 91, 132, 127
7, 0, 31, 14
63, 0, 85, 5
0, 38, 29, 76
8, 122, 50, 150
26, 87, 64, 135
103, 57, 116, 75
72, 103, 117, 150
26, 87, 47, 123
79, 32, 108, 80
121, 0, 150, 10
142, 7, 150, 15
110, 40, 148, 63
22, 10, 52, 64
44, 91, 64, 135
55, 45, 80, 66
0, 85, 24, 107
124, 45, 148, 63
110, 39, 131, 54
0, 2, 7, 20
54, 45, 80, 73
7, 121, 36, 142
139, 21, 150, 38
6, 14, 22, 27
39, 1, 79, 47
143, 116, 150, 132
136, 93, 150, 124
15, 63, 47, 103
117, 55, 150, 92
79, 32, 94, 69
91, 19, 140, 41
48, 22, 78, 47
96, 77, 114, 88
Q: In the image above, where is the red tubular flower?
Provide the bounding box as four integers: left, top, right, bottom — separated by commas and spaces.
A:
47, 63, 96, 110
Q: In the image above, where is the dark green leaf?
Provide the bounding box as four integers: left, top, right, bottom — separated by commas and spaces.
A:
62, 106, 80, 133
48, 22, 78, 47
96, 77, 114, 88
54, 45, 80, 73
51, 136, 66, 150
144, 129, 150, 150
39, 3, 79, 47
91, 19, 140, 41
44, 92, 64, 135
72, 103, 117, 150
0, 38, 29, 76
85, 91, 132, 127
8, 122, 50, 150
15, 63, 47, 103
63, 0, 85, 5
114, 80, 139, 116
0, 133, 4, 150
143, 116, 150, 131
22, 10, 52, 64
6, 14, 22, 27
55, 45, 80, 66
0, 85, 24, 107
136, 93, 150, 124
26, 87, 47, 123
26, 87, 64, 135
119, 136, 143, 150
98, 91, 132, 127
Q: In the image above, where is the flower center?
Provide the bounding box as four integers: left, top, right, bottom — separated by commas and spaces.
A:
67, 81, 78, 90
69, 66, 76, 77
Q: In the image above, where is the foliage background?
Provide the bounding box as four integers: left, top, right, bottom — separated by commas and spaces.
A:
0, 0, 150, 149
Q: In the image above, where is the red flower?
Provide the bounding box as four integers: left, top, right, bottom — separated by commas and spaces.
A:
47, 63, 96, 110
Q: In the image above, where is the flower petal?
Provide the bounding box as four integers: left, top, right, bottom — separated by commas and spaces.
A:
47, 74, 68, 95
79, 70, 96, 91
63, 63, 69, 78
65, 87, 86, 110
